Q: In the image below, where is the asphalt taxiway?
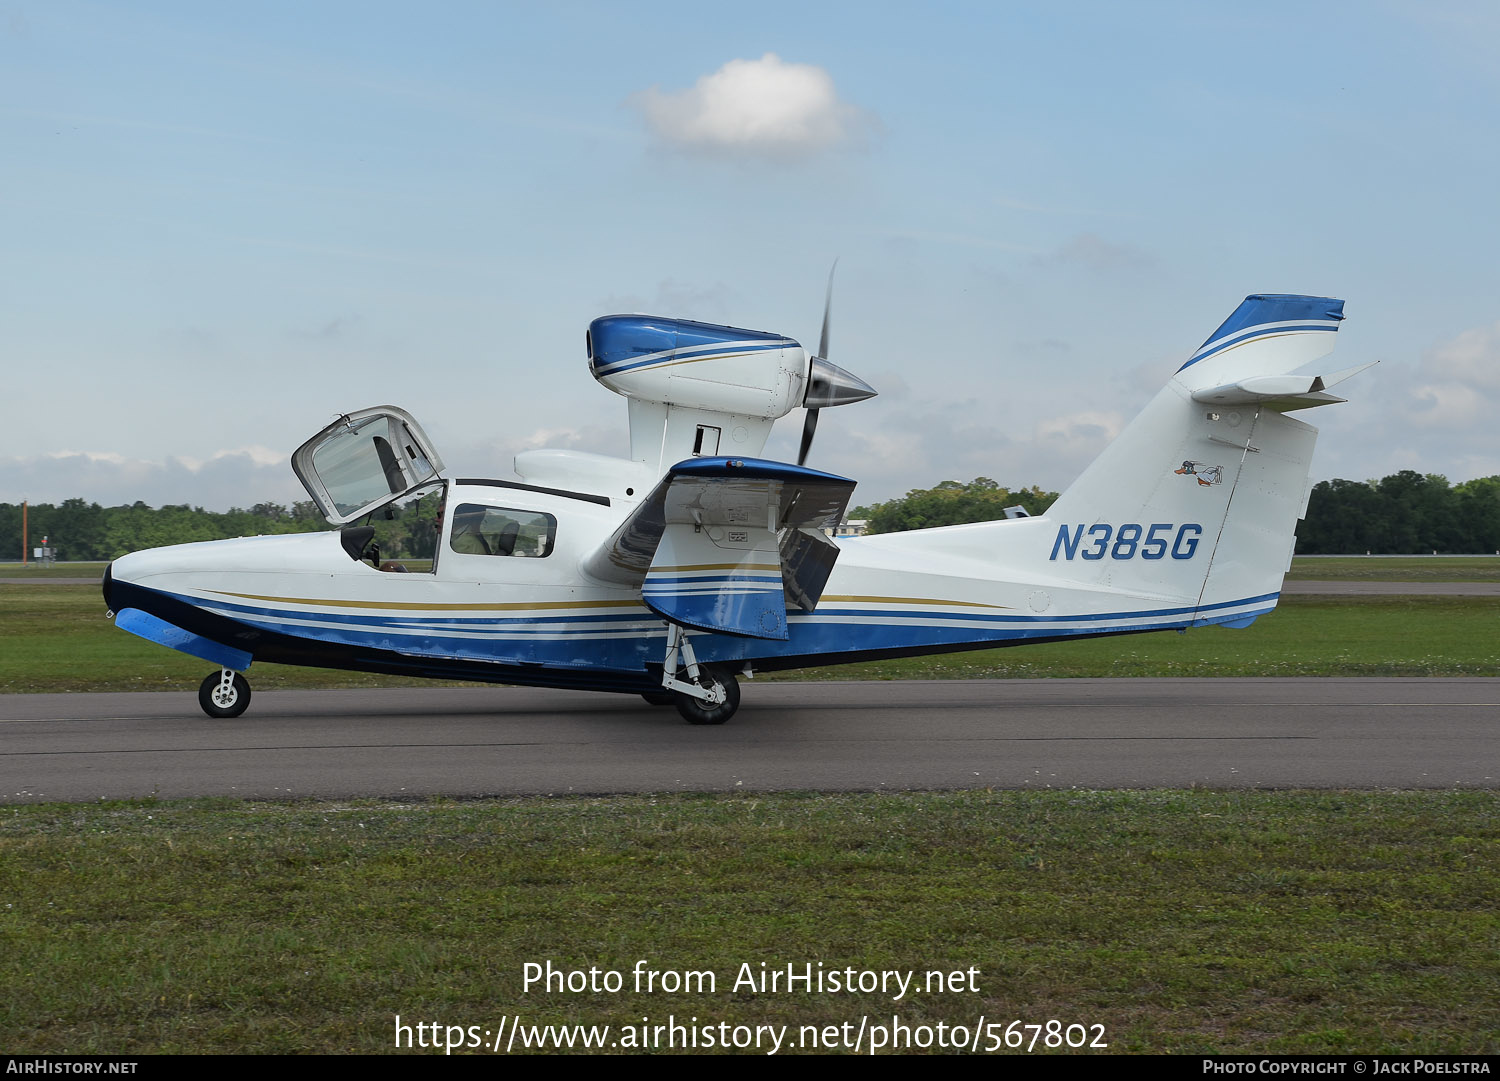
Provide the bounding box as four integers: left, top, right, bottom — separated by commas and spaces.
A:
1, 679, 1494, 803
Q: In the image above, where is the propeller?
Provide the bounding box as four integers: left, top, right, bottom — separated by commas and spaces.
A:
798, 261, 876, 467
796, 404, 821, 467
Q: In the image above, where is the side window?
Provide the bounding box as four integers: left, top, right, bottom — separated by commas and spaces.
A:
448, 504, 556, 558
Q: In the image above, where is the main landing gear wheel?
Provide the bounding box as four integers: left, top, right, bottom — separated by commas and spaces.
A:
641, 690, 678, 707
674, 669, 740, 726
198, 670, 251, 719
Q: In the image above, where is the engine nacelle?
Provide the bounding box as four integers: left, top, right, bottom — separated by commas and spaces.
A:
587, 316, 809, 420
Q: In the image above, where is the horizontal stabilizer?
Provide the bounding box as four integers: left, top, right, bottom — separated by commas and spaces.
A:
1189, 360, 1374, 412
1317, 360, 1379, 390
1191, 375, 1344, 411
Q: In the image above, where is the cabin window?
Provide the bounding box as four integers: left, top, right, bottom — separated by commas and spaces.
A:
448, 504, 556, 558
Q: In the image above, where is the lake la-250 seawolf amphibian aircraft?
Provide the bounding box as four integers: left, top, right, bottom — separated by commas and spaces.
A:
103, 291, 1369, 724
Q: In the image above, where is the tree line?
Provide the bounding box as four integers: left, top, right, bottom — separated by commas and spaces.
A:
850, 478, 1060, 534
0, 495, 441, 563
5, 470, 1499, 562
1296, 472, 1500, 554
853, 470, 1500, 553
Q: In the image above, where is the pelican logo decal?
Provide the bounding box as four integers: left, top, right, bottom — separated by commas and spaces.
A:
1175, 461, 1223, 486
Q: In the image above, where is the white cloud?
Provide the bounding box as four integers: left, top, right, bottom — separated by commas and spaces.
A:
785, 398, 1128, 507
168, 446, 287, 472
632, 54, 870, 159
1030, 233, 1152, 273
1419, 320, 1500, 389
442, 420, 631, 481
1312, 321, 1500, 485
597, 279, 736, 322
511, 424, 623, 454
1033, 409, 1126, 453
1, 450, 303, 510
1402, 320, 1500, 430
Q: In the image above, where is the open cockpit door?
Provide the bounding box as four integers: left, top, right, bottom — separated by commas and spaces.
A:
291, 406, 445, 525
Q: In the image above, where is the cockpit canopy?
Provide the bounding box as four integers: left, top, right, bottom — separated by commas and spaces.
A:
291, 406, 445, 525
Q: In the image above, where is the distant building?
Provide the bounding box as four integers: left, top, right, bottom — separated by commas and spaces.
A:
825, 518, 868, 539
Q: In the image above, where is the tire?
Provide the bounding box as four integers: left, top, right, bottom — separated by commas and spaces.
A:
673, 669, 740, 725
641, 690, 677, 707
198, 671, 251, 719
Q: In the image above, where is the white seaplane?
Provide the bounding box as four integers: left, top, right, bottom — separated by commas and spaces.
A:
104, 292, 1367, 723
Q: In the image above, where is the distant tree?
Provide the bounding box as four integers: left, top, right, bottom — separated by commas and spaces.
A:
43, 498, 106, 560
1299, 479, 1385, 554
859, 478, 1060, 535
1297, 471, 1500, 553
1455, 476, 1500, 553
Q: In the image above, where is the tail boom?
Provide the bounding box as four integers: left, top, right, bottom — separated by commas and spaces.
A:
693, 294, 1363, 669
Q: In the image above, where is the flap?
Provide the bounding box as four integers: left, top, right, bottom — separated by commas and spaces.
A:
780, 527, 841, 613
581, 456, 856, 633
641, 525, 788, 639
581, 456, 856, 585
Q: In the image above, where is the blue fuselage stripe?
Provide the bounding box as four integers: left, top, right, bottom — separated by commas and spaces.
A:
129, 586, 1280, 681
592, 340, 792, 378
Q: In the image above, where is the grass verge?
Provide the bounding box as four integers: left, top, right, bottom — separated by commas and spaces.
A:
0, 562, 108, 579
0, 791, 1494, 1054
761, 595, 1500, 681
1286, 556, 1500, 582
3, 587, 1496, 692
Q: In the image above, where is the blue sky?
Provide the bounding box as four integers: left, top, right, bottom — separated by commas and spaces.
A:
3, 1, 1498, 511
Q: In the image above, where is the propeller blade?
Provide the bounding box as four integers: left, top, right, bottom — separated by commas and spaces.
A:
817, 259, 837, 362
797, 408, 820, 467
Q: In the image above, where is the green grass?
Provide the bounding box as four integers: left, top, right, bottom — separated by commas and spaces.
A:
3, 586, 1496, 692
761, 595, 1500, 681
1286, 556, 1500, 581
0, 561, 108, 579
0, 791, 1494, 1054
0, 584, 478, 693
3, 577, 1496, 1054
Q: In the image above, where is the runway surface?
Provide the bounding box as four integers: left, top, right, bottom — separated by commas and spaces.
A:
1, 679, 1495, 803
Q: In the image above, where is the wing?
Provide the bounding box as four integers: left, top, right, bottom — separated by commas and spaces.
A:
580, 457, 856, 639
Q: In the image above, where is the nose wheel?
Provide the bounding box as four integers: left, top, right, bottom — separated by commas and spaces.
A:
199, 669, 251, 718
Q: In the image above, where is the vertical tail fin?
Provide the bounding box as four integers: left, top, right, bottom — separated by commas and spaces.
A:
1042, 295, 1358, 623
